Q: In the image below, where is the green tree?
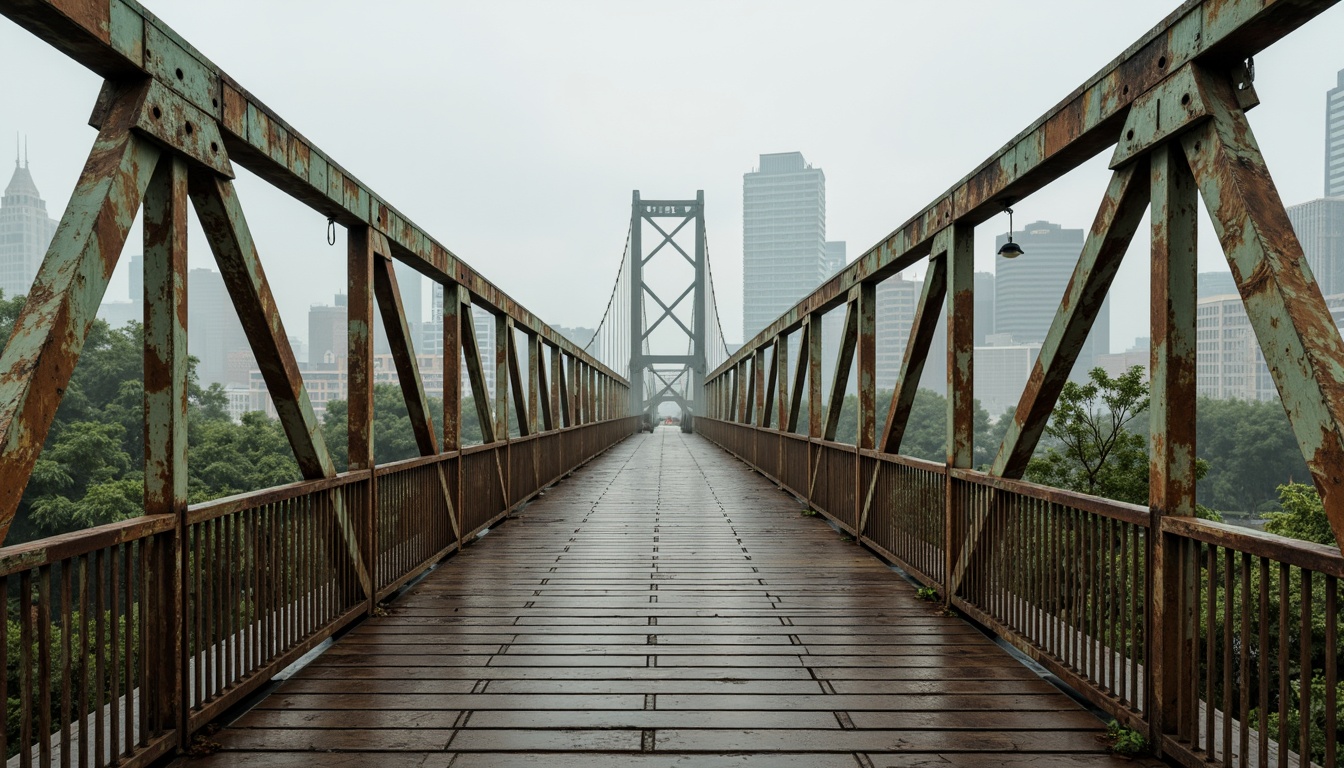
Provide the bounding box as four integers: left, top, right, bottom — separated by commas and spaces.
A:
1263, 482, 1336, 545
1197, 397, 1308, 513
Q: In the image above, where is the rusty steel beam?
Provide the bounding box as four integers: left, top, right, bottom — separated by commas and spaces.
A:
786, 324, 809, 433
823, 296, 860, 442
373, 247, 439, 456
753, 347, 767, 428
943, 224, 975, 601
991, 161, 1150, 478
0, 85, 159, 545
808, 313, 823, 439
460, 296, 496, 444
442, 284, 461, 453
1148, 141, 1200, 743
141, 152, 187, 737
528, 334, 542, 434
1182, 68, 1344, 552
880, 255, 946, 455
774, 334, 789, 432
190, 171, 372, 599
556, 350, 572, 428
347, 227, 376, 472
701, 0, 1340, 381
494, 314, 510, 439
761, 342, 778, 430
505, 321, 530, 438
537, 339, 555, 432
1, 0, 628, 387
855, 281, 877, 451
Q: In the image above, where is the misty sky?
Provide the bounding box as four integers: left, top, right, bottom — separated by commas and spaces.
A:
3, 1, 1344, 355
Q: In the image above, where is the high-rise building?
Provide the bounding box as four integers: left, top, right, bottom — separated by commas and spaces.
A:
1326, 68, 1344, 198
824, 241, 846, 277
994, 220, 1109, 376
975, 341, 1043, 418
1287, 198, 1344, 297
188, 267, 253, 387
424, 283, 498, 399
1198, 270, 1237, 300
974, 271, 995, 346
874, 273, 922, 391
0, 153, 59, 301
1197, 294, 1267, 401
308, 294, 348, 368
374, 263, 423, 355
742, 152, 828, 341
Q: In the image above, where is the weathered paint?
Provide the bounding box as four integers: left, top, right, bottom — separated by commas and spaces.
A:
494, 313, 510, 440
1148, 141, 1200, 745
347, 227, 375, 472
528, 334, 543, 434
460, 297, 496, 443
808, 313, 823, 439
505, 321, 530, 438
992, 161, 1149, 478
943, 225, 975, 470
880, 255, 947, 455
855, 281, 877, 451
536, 338, 554, 432
0, 84, 159, 545
774, 334, 789, 433
442, 284, 462, 452
786, 323, 809, 434
823, 295, 860, 442
1182, 67, 1344, 552
373, 250, 440, 456
761, 342, 778, 430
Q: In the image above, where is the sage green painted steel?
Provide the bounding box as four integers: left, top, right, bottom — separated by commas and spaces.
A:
1148, 142, 1200, 744
0, 85, 160, 545
1183, 68, 1344, 552
879, 254, 947, 456
823, 295, 859, 443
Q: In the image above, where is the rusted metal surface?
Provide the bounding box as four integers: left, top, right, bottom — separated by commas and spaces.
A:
879, 255, 946, 455
991, 162, 1149, 479
787, 323, 808, 433
823, 294, 859, 442
442, 284, 461, 452
0, 83, 159, 546
505, 321, 530, 438
855, 281, 877, 451
142, 153, 189, 740
1182, 67, 1344, 552
460, 299, 496, 443
374, 249, 440, 456
346, 227, 376, 473
807, 313, 823, 440
1148, 141, 1200, 748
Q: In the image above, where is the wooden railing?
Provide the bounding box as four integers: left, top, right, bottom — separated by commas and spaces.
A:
699, 418, 1342, 768
2, 416, 639, 767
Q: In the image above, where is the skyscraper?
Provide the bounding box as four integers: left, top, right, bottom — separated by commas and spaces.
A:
189, 267, 253, 387
742, 152, 828, 341
308, 294, 348, 367
974, 271, 995, 346
874, 273, 922, 390
1287, 198, 1344, 296
1326, 68, 1344, 198
994, 220, 1109, 376
0, 152, 59, 300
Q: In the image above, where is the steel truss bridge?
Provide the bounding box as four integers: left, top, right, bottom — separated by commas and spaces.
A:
1, 0, 1343, 766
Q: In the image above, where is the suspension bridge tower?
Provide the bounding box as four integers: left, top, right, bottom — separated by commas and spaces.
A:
628, 190, 707, 432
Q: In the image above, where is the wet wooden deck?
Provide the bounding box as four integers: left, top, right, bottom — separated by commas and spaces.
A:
176, 428, 1160, 768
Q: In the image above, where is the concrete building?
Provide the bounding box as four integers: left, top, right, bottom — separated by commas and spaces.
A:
742, 152, 828, 341
308, 294, 348, 366
554, 326, 597, 349
824, 241, 846, 277
1286, 197, 1344, 297
994, 220, 1108, 376
1197, 294, 1266, 401
1097, 339, 1150, 382
424, 283, 498, 399
974, 271, 995, 346
874, 272, 922, 390
0, 153, 58, 301
974, 339, 1043, 418
250, 353, 447, 421
189, 267, 253, 387
1327, 68, 1344, 198
1198, 270, 1237, 300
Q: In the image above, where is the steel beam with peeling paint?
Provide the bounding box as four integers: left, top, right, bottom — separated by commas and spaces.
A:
823, 296, 860, 442
991, 162, 1150, 478
460, 295, 496, 444
347, 227, 376, 473
373, 245, 439, 456
0, 85, 159, 545
880, 256, 946, 455
189, 172, 372, 599
1182, 68, 1344, 552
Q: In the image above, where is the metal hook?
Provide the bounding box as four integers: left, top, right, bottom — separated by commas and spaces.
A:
327, 216, 336, 246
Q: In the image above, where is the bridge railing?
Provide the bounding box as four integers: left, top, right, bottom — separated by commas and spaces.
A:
700, 0, 1344, 763
1, 416, 638, 767
699, 418, 1342, 767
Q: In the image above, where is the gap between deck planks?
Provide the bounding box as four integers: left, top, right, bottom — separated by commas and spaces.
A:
172, 428, 1163, 768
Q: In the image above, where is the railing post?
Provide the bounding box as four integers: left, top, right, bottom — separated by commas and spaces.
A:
943, 224, 974, 600
348, 225, 377, 613
143, 154, 188, 744
1149, 142, 1199, 749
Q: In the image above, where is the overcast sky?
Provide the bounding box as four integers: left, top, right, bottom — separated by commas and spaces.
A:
3, 1, 1343, 354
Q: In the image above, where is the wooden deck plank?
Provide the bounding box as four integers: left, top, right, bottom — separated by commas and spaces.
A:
173, 429, 1159, 766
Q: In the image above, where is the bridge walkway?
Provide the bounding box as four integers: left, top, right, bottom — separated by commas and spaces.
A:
175, 429, 1159, 767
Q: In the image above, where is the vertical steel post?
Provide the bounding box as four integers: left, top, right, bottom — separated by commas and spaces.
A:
1149, 142, 1199, 748
944, 224, 974, 600
443, 284, 461, 453
347, 225, 376, 614
690, 190, 706, 430
856, 281, 877, 451
495, 312, 510, 440
143, 154, 187, 740
629, 192, 644, 415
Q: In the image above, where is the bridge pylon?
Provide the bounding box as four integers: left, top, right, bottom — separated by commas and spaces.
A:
628, 190, 706, 432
